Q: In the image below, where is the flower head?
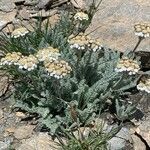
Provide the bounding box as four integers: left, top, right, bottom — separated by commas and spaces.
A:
137, 76, 150, 93
17, 55, 38, 71
115, 57, 140, 75
0, 52, 22, 66
74, 12, 89, 21
36, 47, 61, 62
68, 33, 90, 50
134, 23, 150, 38
68, 33, 102, 52
44, 59, 72, 79
88, 38, 102, 52
11, 27, 29, 38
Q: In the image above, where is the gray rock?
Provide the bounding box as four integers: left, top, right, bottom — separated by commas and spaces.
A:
19, 7, 30, 20
42, 14, 60, 29
135, 114, 150, 147
86, 0, 150, 52
0, 109, 3, 120
131, 134, 146, 150
24, 0, 39, 6
17, 132, 60, 150
37, 0, 53, 9
2, 24, 14, 34
107, 127, 132, 150
30, 9, 57, 18
3, 136, 14, 146
14, 0, 25, 3
0, 10, 17, 30
14, 125, 35, 140
0, 141, 8, 150
0, 75, 9, 97
70, 0, 86, 9
0, 21, 7, 31
0, 0, 15, 12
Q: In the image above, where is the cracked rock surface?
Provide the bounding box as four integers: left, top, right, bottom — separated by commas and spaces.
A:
86, 0, 150, 52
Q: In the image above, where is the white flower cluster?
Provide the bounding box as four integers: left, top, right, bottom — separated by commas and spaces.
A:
44, 59, 72, 79
134, 23, 150, 38
17, 55, 38, 71
137, 76, 150, 93
0, 52, 38, 71
0, 46, 72, 77
11, 27, 29, 38
115, 57, 140, 75
74, 12, 89, 21
68, 33, 90, 50
36, 47, 61, 62
68, 33, 102, 52
88, 39, 102, 52
0, 52, 22, 66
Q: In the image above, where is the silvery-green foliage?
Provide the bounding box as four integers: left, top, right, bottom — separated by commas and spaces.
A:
0, 12, 139, 134
115, 99, 136, 121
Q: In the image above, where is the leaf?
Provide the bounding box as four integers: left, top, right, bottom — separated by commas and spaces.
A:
71, 0, 86, 9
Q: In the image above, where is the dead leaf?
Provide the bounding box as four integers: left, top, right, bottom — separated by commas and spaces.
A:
71, 0, 86, 9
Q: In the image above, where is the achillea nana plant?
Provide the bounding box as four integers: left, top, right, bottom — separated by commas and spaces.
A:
0, 11, 143, 135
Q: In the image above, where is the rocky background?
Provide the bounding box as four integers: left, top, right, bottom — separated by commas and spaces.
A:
0, 0, 150, 150
86, 0, 150, 52
0, 0, 65, 34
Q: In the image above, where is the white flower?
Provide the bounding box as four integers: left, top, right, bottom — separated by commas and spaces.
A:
68, 33, 102, 52
74, 12, 89, 21
17, 55, 38, 71
11, 27, 29, 38
0, 52, 22, 66
134, 23, 150, 38
36, 47, 61, 62
137, 76, 150, 93
44, 59, 72, 79
115, 57, 140, 75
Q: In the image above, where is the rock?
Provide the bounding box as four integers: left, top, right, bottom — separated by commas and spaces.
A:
2, 136, 14, 146
37, 0, 53, 9
42, 14, 60, 29
5, 127, 16, 134
0, 21, 8, 31
2, 24, 14, 34
24, 0, 39, 6
14, 125, 35, 140
0, 0, 15, 12
19, 7, 30, 20
30, 9, 57, 18
0, 109, 3, 120
12, 19, 35, 32
107, 127, 132, 150
5, 11, 17, 22
134, 116, 150, 147
86, 0, 150, 52
71, 0, 86, 9
0, 141, 8, 150
0, 75, 9, 97
15, 112, 26, 118
14, 0, 25, 4
131, 134, 146, 150
0, 10, 17, 28
17, 132, 60, 150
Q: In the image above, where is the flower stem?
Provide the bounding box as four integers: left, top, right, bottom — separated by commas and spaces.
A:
133, 37, 144, 52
